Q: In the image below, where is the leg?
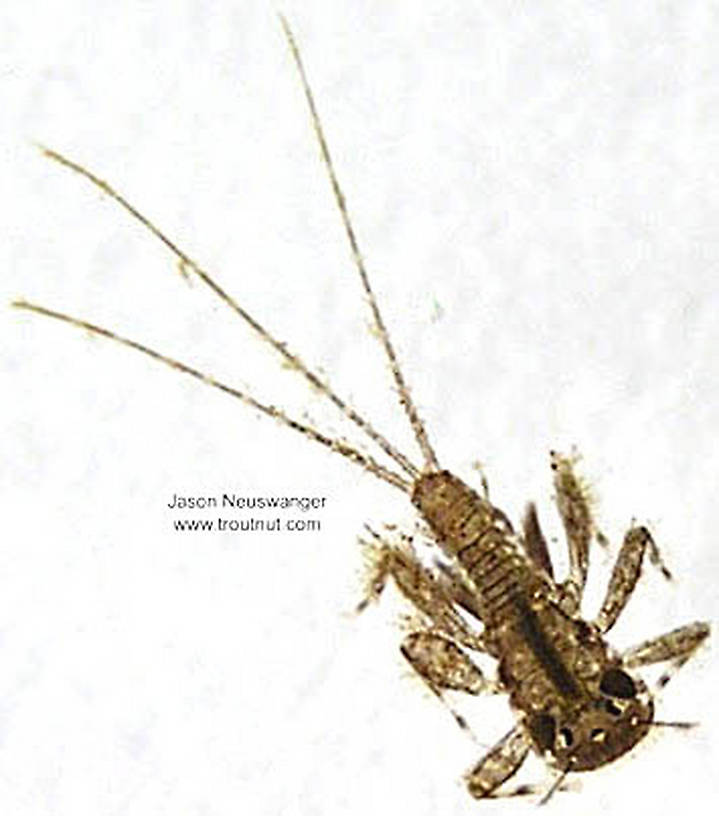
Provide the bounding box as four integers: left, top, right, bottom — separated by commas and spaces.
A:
356, 529, 488, 653
401, 631, 499, 696
491, 778, 578, 799
551, 451, 596, 610
465, 726, 530, 798
400, 631, 500, 735
622, 621, 710, 689
522, 502, 554, 580
593, 525, 672, 634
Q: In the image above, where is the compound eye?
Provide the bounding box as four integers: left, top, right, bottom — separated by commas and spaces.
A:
599, 667, 637, 699
558, 727, 574, 749
603, 699, 624, 717
528, 713, 556, 752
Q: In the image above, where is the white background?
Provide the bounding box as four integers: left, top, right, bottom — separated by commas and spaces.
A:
1, 2, 717, 814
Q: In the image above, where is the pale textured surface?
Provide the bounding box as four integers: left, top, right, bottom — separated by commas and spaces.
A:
2, 2, 717, 814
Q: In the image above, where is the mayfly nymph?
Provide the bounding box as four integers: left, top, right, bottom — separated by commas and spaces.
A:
14, 16, 710, 803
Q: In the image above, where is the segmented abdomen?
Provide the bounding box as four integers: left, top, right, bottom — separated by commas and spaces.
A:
412, 471, 544, 627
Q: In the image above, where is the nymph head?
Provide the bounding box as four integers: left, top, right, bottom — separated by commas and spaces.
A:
526, 665, 654, 771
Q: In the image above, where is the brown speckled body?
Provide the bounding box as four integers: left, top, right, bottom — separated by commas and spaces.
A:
413, 470, 656, 773
15, 18, 710, 803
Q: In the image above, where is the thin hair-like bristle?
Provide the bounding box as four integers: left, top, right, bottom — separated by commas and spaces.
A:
279, 15, 440, 473
538, 766, 570, 806
13, 299, 411, 493
28, 142, 420, 482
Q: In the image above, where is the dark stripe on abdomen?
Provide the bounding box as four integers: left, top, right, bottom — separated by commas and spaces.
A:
511, 595, 581, 699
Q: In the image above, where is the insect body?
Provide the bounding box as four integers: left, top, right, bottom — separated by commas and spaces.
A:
15, 16, 710, 804
368, 454, 708, 798
413, 469, 657, 775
